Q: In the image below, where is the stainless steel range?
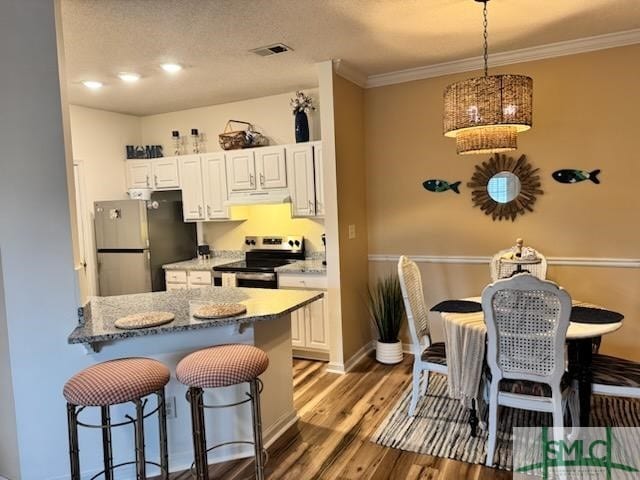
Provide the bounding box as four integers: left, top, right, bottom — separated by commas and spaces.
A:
213, 235, 305, 289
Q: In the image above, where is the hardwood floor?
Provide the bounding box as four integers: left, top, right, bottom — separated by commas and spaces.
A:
171, 354, 512, 480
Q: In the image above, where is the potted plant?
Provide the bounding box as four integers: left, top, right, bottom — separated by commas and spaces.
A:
367, 274, 405, 364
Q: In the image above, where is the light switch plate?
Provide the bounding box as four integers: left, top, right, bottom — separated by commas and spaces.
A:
348, 224, 356, 239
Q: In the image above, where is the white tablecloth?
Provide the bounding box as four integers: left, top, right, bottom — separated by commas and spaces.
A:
440, 298, 622, 408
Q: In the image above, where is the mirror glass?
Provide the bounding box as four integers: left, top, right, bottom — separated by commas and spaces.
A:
487, 171, 521, 203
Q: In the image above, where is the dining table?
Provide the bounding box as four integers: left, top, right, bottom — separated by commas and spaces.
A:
438, 297, 623, 435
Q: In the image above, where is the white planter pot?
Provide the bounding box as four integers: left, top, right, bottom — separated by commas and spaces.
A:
376, 340, 403, 364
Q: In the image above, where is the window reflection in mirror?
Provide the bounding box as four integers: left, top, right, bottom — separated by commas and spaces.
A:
487, 171, 521, 203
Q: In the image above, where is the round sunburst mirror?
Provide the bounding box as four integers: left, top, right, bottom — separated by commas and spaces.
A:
467, 153, 542, 221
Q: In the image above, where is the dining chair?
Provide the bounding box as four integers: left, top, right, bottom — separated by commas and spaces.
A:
590, 354, 640, 399
483, 274, 578, 467
490, 248, 548, 281
397, 256, 448, 417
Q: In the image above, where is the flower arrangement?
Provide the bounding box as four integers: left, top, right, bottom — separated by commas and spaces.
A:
290, 91, 315, 114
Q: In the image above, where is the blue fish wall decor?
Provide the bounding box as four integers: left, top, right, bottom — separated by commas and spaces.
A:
423, 179, 461, 194
552, 169, 601, 184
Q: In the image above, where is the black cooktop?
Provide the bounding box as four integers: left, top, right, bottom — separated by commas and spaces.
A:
213, 259, 293, 273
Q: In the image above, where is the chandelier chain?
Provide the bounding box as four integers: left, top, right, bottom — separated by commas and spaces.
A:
482, 1, 489, 77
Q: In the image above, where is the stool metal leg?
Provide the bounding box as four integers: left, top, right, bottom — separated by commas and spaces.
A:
188, 387, 209, 480
249, 380, 265, 480
101, 405, 114, 480
157, 389, 169, 480
67, 403, 81, 480
133, 399, 147, 480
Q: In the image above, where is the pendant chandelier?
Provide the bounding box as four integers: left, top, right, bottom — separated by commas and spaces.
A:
443, 0, 533, 155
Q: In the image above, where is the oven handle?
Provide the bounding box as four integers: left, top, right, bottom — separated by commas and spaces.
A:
234, 272, 277, 282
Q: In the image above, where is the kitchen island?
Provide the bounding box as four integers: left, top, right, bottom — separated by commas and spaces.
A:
68, 286, 323, 474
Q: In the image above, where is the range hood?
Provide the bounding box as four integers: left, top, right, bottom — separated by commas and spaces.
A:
224, 192, 291, 207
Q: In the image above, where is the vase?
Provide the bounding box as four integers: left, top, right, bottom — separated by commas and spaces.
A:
376, 340, 403, 364
294, 110, 310, 143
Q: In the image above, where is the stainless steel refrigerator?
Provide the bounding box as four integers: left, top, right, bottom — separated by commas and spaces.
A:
95, 192, 196, 296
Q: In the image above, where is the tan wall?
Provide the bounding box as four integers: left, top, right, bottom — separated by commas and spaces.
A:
334, 74, 371, 361
365, 45, 640, 360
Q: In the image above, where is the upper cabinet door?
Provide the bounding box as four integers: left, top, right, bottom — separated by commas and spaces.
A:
152, 158, 180, 190
201, 153, 229, 219
313, 143, 324, 216
179, 156, 205, 221
256, 146, 287, 190
286, 145, 315, 217
226, 150, 256, 192
126, 160, 152, 189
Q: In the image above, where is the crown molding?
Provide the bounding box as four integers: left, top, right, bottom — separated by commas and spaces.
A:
368, 254, 640, 269
366, 28, 640, 88
332, 59, 368, 88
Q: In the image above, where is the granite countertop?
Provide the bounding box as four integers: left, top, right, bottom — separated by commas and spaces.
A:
69, 287, 323, 346
275, 259, 327, 274
163, 256, 243, 271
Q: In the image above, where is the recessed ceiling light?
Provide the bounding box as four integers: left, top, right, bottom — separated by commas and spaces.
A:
160, 63, 182, 73
118, 72, 141, 83
82, 80, 103, 90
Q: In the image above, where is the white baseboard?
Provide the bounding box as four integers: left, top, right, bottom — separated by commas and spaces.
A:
326, 340, 375, 374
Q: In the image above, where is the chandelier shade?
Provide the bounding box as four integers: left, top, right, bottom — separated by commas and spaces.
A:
455, 126, 517, 155
444, 74, 533, 137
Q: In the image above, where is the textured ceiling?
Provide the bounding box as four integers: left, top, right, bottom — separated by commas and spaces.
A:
60, 0, 640, 116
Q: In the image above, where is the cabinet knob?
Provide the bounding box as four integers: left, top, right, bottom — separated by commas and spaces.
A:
259, 173, 265, 186
249, 173, 255, 186
154, 174, 158, 186
309, 200, 315, 212
145, 175, 150, 187
206, 205, 211, 217
198, 205, 203, 216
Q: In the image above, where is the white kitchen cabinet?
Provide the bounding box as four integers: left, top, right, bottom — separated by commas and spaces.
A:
201, 153, 230, 219
126, 160, 153, 189
312, 142, 325, 216
290, 309, 306, 348
286, 145, 316, 217
226, 150, 256, 192
151, 157, 180, 190
179, 156, 205, 221
279, 272, 329, 355
165, 269, 212, 290
187, 270, 212, 288
255, 146, 287, 190
126, 158, 180, 190
305, 296, 329, 350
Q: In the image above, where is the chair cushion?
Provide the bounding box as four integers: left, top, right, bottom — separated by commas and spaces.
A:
421, 342, 447, 365
176, 344, 269, 388
499, 374, 571, 397
592, 354, 640, 388
63, 358, 170, 406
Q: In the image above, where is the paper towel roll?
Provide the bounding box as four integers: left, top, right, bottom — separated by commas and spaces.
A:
221, 273, 237, 287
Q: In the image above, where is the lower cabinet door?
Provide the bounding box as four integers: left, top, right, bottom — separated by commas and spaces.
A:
291, 308, 306, 348
305, 298, 329, 351
166, 282, 188, 291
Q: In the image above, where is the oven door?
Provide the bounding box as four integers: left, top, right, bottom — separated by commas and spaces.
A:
213, 271, 278, 289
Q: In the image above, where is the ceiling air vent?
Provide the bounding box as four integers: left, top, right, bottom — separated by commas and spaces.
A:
250, 43, 293, 57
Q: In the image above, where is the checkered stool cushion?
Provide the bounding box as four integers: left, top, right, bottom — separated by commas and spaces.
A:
176, 344, 269, 388
420, 342, 447, 365
63, 358, 170, 406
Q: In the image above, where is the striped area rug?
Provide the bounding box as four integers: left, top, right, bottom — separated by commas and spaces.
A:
371, 373, 640, 470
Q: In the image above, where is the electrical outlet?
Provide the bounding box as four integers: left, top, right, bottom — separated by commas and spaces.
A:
165, 395, 177, 419
348, 224, 356, 240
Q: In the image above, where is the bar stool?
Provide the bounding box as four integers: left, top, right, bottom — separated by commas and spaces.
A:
63, 357, 170, 480
176, 344, 269, 480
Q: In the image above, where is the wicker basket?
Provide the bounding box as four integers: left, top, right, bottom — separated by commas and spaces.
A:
218, 120, 253, 150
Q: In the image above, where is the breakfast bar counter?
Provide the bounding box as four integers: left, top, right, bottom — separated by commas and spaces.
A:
67, 286, 323, 472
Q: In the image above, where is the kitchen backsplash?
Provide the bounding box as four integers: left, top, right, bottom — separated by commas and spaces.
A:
202, 204, 325, 253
